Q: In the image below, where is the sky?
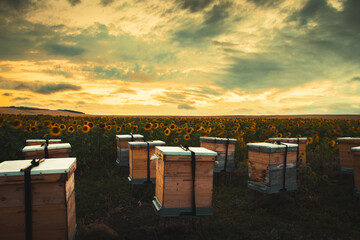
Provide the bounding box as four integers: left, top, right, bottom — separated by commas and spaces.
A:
0, 0, 359, 115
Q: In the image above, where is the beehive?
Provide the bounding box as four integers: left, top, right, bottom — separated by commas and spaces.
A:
128, 140, 166, 184
351, 147, 360, 197
152, 146, 217, 217
22, 143, 71, 159
116, 134, 144, 166
268, 138, 307, 167
0, 158, 77, 240
247, 142, 298, 194
337, 137, 360, 173
26, 139, 62, 146
200, 137, 237, 172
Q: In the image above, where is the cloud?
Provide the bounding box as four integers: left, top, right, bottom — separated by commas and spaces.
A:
247, 0, 283, 8
351, 77, 360, 81
0, 79, 82, 94
2, 93, 12, 96
43, 65, 73, 78
176, 0, 215, 12
13, 97, 30, 101
44, 44, 85, 57
172, 1, 234, 45
100, 0, 115, 7
178, 103, 195, 109
68, 0, 81, 7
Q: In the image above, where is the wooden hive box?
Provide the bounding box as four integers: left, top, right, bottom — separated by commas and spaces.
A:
152, 146, 217, 217
115, 134, 144, 166
0, 158, 77, 240
128, 140, 166, 184
22, 143, 71, 160
268, 138, 307, 167
247, 142, 298, 194
351, 147, 360, 197
337, 137, 360, 174
200, 137, 237, 172
26, 139, 62, 146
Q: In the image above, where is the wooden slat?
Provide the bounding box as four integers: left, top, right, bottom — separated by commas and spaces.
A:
67, 190, 76, 240
24, 148, 71, 160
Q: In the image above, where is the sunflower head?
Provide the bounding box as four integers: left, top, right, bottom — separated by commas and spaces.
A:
183, 134, 190, 141
82, 125, 90, 134
11, 119, 22, 129
164, 128, 171, 136
144, 122, 153, 131
60, 124, 66, 130
50, 126, 62, 136
68, 126, 75, 134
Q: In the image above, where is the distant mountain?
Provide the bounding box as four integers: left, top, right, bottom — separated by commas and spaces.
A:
0, 106, 86, 116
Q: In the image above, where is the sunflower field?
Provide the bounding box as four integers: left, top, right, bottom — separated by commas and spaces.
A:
1, 113, 360, 239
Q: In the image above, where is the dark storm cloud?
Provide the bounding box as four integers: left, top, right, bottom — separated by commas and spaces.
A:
175, 0, 215, 12
68, 0, 81, 6
44, 44, 85, 57
100, 0, 115, 7
0, 79, 81, 94
172, 1, 233, 45
288, 0, 329, 26
247, 0, 283, 8
0, 0, 43, 17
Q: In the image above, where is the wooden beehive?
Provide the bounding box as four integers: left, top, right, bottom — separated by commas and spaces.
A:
0, 158, 77, 240
116, 134, 144, 166
26, 139, 62, 146
128, 140, 166, 184
200, 137, 237, 172
152, 146, 217, 217
268, 138, 307, 167
22, 143, 71, 159
337, 137, 360, 173
247, 142, 298, 194
351, 146, 360, 197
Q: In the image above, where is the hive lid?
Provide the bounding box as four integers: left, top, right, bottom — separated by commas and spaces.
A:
26, 139, 61, 143
247, 142, 298, 153
351, 146, 360, 152
155, 146, 217, 156
116, 134, 144, 140
268, 138, 307, 141
200, 137, 237, 143
0, 158, 76, 176
22, 143, 71, 152
129, 140, 166, 146
337, 137, 360, 141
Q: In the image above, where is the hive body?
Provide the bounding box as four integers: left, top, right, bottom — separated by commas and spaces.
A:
153, 146, 216, 217
268, 138, 307, 167
0, 158, 77, 240
22, 143, 71, 159
116, 134, 144, 166
351, 147, 360, 196
26, 139, 62, 146
337, 137, 360, 173
247, 143, 298, 194
200, 137, 236, 172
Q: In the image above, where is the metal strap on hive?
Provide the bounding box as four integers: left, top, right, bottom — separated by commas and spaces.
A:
276, 141, 288, 191
180, 145, 196, 216
20, 158, 46, 240
222, 138, 230, 172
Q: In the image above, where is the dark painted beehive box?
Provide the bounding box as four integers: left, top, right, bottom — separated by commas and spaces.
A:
0, 158, 77, 240
200, 137, 236, 172
247, 142, 298, 194
115, 134, 144, 166
351, 146, 360, 196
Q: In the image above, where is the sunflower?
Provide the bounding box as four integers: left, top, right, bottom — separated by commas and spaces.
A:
183, 134, 190, 141
307, 137, 313, 145
116, 126, 122, 132
154, 123, 159, 129
186, 127, 194, 134
72, 120, 78, 125
43, 120, 51, 127
106, 125, 112, 131
98, 123, 106, 129
144, 122, 153, 131
331, 140, 336, 148
164, 128, 171, 136
177, 128, 183, 134
77, 124, 82, 129
82, 125, 90, 134
88, 122, 94, 129
68, 126, 75, 134
132, 125, 138, 132
174, 138, 179, 144
50, 126, 62, 136
276, 132, 283, 138
9, 118, 22, 129
169, 123, 176, 131
60, 124, 66, 131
